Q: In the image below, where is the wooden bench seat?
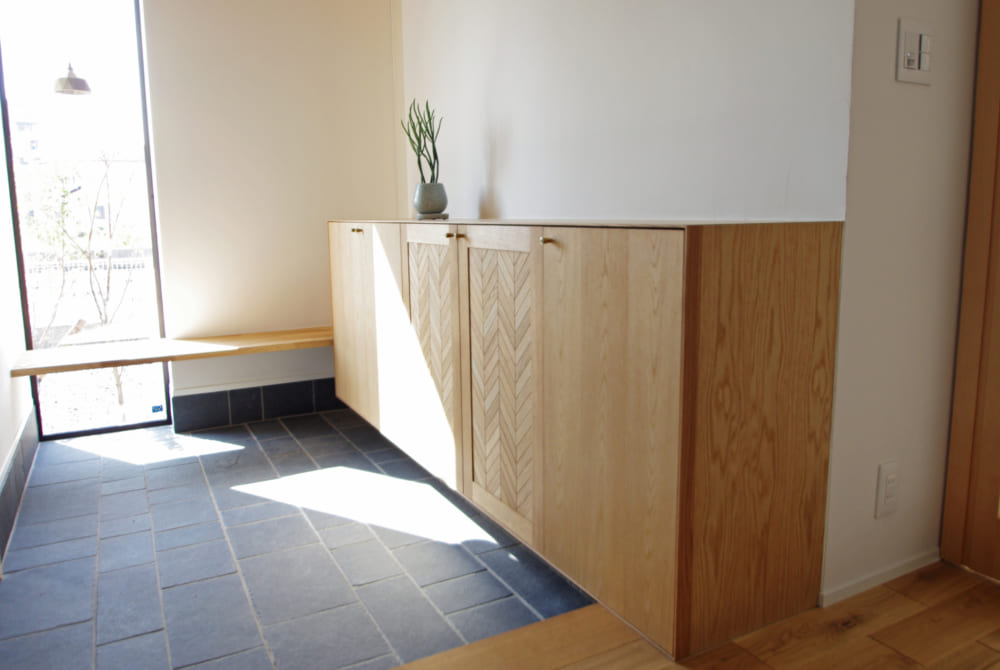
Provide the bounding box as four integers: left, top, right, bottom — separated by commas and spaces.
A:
9, 327, 333, 377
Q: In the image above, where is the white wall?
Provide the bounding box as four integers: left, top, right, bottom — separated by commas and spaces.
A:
821, 0, 978, 602
399, 0, 854, 221
0, 106, 34, 478
142, 0, 398, 394
398, 0, 980, 601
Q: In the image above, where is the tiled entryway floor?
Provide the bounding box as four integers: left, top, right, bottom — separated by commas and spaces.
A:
0, 409, 592, 669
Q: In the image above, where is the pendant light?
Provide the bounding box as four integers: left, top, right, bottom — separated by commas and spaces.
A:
55, 63, 91, 95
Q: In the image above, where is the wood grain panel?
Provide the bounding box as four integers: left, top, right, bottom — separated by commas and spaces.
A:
735, 586, 923, 668
460, 225, 543, 543
406, 235, 461, 451
468, 247, 535, 518
679, 222, 842, 656
872, 582, 1000, 666
542, 227, 685, 655
330, 222, 379, 426
884, 562, 986, 607
396, 605, 652, 670
943, 0, 1000, 562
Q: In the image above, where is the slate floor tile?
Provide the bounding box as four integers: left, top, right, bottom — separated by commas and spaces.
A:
477, 544, 593, 618
146, 461, 205, 491
461, 513, 519, 554
313, 452, 381, 473
240, 544, 355, 624
264, 604, 389, 670
260, 437, 317, 476
162, 574, 262, 668
448, 596, 540, 642
16, 478, 99, 525
423, 570, 513, 614
28, 458, 102, 487
366, 446, 409, 464
101, 460, 146, 483
99, 530, 154, 572
148, 481, 210, 506
228, 515, 317, 559
372, 524, 427, 549
282, 414, 337, 439
247, 419, 290, 441
2, 535, 97, 573
158, 539, 236, 588
101, 475, 146, 496
96, 631, 169, 670
0, 621, 93, 670
346, 655, 401, 670
378, 458, 433, 481
6, 513, 97, 551
393, 541, 484, 586
34, 441, 100, 466
221, 501, 299, 527
96, 563, 163, 644
341, 426, 395, 452
320, 408, 367, 429
0, 557, 95, 639
357, 575, 462, 663
298, 434, 357, 461
186, 647, 274, 670
101, 513, 152, 539
210, 484, 276, 511
304, 507, 354, 530
100, 489, 149, 520
319, 521, 375, 549
150, 498, 218, 531
154, 520, 224, 552
332, 539, 404, 586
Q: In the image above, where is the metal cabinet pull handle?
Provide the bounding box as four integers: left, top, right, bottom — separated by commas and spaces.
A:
445, 232, 465, 239
351, 227, 363, 233
539, 236, 554, 246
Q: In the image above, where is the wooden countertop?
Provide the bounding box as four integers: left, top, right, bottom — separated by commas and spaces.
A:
10, 327, 333, 377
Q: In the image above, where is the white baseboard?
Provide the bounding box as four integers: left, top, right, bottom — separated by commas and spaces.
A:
820, 549, 941, 606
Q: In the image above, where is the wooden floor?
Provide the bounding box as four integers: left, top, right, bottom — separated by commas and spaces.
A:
401, 562, 1000, 669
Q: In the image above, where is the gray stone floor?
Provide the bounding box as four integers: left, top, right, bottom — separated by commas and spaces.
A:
0, 409, 591, 669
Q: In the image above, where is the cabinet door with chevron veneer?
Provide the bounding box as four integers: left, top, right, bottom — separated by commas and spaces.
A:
458, 226, 544, 544
403, 224, 464, 486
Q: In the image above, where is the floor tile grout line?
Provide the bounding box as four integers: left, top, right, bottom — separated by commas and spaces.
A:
142, 453, 175, 670
196, 426, 280, 669
283, 428, 410, 667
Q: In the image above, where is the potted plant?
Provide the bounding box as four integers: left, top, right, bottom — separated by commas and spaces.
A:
401, 99, 447, 219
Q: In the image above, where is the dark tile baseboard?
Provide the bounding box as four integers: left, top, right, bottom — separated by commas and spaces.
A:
172, 378, 345, 433
0, 408, 40, 560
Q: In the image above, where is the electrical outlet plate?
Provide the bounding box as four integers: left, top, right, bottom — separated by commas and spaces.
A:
897, 18, 933, 86
875, 460, 900, 519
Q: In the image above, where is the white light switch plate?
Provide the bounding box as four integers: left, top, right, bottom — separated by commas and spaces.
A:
897, 18, 933, 86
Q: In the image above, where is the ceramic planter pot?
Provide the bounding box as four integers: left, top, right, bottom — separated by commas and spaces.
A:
413, 182, 447, 217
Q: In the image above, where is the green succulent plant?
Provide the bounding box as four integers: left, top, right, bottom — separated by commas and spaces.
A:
401, 99, 442, 184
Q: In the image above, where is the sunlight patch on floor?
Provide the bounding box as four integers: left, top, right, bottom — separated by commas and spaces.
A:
56, 430, 245, 466
235, 468, 494, 545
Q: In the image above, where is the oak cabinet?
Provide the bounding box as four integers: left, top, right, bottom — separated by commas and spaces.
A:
328, 220, 842, 659
328, 222, 379, 425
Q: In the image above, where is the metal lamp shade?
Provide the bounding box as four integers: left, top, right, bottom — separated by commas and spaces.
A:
55, 64, 91, 95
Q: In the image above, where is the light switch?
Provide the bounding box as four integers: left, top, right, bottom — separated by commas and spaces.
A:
897, 18, 933, 86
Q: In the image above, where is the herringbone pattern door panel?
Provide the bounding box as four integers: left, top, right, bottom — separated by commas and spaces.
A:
408, 242, 459, 432
468, 247, 536, 522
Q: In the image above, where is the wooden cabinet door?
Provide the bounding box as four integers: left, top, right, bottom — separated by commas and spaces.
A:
329, 222, 379, 426
541, 226, 685, 655
459, 226, 543, 544
402, 224, 463, 486
943, 0, 1000, 580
